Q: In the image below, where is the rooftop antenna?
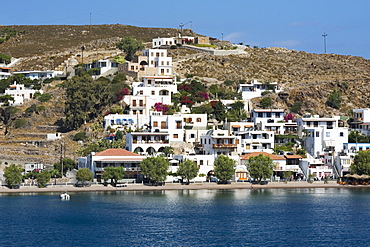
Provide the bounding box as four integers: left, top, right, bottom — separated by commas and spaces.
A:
322, 33, 327, 53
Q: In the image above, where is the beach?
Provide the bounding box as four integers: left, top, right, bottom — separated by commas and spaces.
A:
0, 180, 360, 194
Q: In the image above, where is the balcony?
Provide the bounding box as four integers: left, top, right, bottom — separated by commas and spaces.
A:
213, 144, 237, 148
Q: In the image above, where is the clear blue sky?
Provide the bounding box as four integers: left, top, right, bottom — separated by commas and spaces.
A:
2, 0, 370, 59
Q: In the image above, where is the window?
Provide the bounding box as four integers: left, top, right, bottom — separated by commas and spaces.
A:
153, 121, 158, 127
176, 121, 181, 129
132, 100, 136, 106
326, 132, 330, 137
161, 61, 164, 65
200, 160, 204, 166
148, 80, 152, 84
267, 112, 271, 117
151, 52, 154, 56
161, 121, 166, 129
190, 134, 195, 138
316, 131, 319, 137
167, 61, 170, 65
276, 113, 281, 118
133, 110, 137, 115
151, 91, 155, 95
151, 60, 154, 65
196, 118, 201, 122
339, 132, 344, 137
139, 110, 143, 115
139, 91, 143, 95
258, 112, 263, 117
166, 69, 169, 73
173, 134, 178, 138
139, 100, 143, 106
131, 66, 134, 70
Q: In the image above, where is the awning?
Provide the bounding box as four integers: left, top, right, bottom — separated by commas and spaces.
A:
244, 125, 253, 128
232, 125, 241, 128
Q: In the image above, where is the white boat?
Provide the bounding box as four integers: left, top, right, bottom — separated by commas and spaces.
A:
60, 192, 70, 200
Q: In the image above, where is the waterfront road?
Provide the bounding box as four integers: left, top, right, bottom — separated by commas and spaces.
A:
0, 181, 364, 194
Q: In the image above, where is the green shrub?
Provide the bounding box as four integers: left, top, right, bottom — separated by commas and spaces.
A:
38, 93, 52, 102
195, 44, 217, 49
260, 97, 272, 108
73, 131, 87, 141
13, 119, 27, 128
290, 101, 303, 113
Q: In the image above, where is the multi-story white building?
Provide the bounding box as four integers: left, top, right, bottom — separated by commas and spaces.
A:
118, 49, 172, 79
78, 149, 145, 182
238, 80, 281, 100
296, 115, 348, 158
4, 82, 43, 105
251, 109, 285, 130
350, 108, 370, 135
200, 129, 241, 156
236, 130, 275, 154
125, 132, 170, 155
84, 59, 118, 77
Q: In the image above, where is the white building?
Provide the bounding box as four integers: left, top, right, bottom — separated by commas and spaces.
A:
13, 70, 63, 80
296, 115, 348, 158
350, 108, 370, 135
0, 66, 11, 79
4, 82, 43, 105
78, 148, 145, 182
200, 129, 241, 156
236, 130, 275, 154
238, 80, 281, 100
251, 109, 286, 132
125, 132, 170, 155
84, 59, 118, 77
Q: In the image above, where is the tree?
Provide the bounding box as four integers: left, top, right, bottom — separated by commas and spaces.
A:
162, 146, 174, 157
116, 36, 144, 61
214, 155, 236, 183
76, 168, 93, 183
36, 170, 51, 188
350, 150, 370, 175
177, 159, 199, 184
4, 164, 23, 188
139, 156, 169, 184
326, 88, 342, 109
54, 158, 77, 175
246, 154, 275, 182
102, 166, 125, 186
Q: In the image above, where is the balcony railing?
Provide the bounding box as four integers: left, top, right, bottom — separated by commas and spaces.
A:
213, 144, 237, 148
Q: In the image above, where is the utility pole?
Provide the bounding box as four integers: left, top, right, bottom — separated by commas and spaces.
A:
322, 33, 327, 54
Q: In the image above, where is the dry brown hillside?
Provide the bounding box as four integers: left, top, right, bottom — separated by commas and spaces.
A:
0, 24, 370, 165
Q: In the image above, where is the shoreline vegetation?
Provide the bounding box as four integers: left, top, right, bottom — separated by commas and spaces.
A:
0, 181, 367, 194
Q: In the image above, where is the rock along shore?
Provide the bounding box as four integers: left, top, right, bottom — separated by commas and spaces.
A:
0, 181, 366, 194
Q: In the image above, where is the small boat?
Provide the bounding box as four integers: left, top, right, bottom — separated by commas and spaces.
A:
60, 192, 70, 200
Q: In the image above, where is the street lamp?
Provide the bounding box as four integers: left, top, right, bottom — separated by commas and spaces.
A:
54, 174, 57, 185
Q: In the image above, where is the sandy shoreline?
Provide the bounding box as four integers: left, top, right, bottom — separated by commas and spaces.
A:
0, 181, 366, 194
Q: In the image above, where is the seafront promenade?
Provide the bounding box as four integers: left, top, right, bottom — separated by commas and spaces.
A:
0, 180, 362, 194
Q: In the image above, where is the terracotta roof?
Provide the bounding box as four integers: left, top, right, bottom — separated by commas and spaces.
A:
284, 155, 303, 159
241, 152, 285, 160
94, 149, 141, 156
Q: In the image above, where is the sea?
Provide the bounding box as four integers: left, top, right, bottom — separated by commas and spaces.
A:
0, 188, 369, 247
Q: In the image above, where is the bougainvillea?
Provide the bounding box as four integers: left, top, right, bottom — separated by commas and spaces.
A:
116, 88, 130, 101
154, 102, 169, 114
284, 113, 294, 122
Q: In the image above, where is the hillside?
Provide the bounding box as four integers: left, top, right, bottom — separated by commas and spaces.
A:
1, 24, 370, 165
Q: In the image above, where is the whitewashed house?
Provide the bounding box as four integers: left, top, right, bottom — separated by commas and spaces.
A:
78, 149, 145, 182
238, 80, 281, 100
296, 115, 348, 159
13, 70, 63, 80
200, 129, 241, 156
0, 66, 11, 79
350, 108, 370, 135
4, 82, 43, 105
84, 59, 118, 77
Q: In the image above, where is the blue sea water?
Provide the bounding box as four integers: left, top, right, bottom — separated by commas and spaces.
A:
0, 188, 369, 247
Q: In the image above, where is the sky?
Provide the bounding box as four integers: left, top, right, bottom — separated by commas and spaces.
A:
2, 0, 370, 59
